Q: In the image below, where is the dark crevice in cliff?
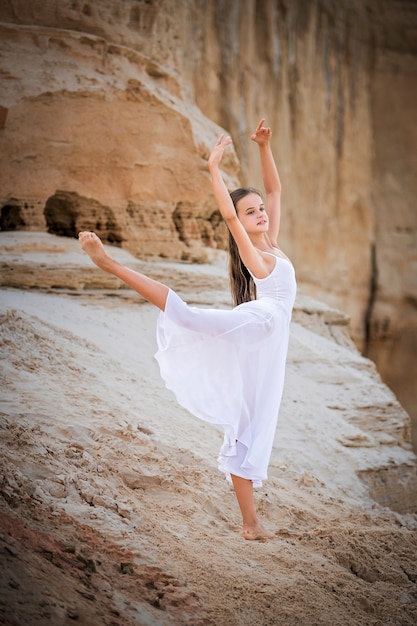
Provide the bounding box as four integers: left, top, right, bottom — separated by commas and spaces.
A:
1, 199, 25, 230
172, 203, 190, 246
364, 242, 378, 356
0, 105, 7, 129
44, 191, 123, 243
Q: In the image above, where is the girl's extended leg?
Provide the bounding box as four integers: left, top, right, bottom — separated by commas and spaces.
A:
79, 231, 169, 311
230, 474, 275, 540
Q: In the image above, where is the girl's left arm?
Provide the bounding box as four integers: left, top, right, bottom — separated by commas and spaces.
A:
251, 119, 281, 243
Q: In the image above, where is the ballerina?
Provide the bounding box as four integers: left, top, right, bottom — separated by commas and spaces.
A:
79, 119, 297, 540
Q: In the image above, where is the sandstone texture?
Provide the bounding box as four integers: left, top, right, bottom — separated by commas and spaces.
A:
0, 0, 416, 440
0, 4, 416, 622
0, 232, 416, 625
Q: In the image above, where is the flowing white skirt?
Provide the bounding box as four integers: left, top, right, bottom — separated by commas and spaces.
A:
155, 289, 291, 487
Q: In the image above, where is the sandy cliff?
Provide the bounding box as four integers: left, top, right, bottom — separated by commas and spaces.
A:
0, 0, 416, 444
0, 231, 416, 625
0, 2, 416, 622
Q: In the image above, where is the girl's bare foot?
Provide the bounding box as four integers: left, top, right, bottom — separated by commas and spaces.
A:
78, 231, 114, 271
242, 523, 276, 541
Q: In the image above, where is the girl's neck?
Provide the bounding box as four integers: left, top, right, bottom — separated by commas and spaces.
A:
249, 233, 275, 252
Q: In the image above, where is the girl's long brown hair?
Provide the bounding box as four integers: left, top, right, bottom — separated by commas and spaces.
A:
228, 187, 263, 306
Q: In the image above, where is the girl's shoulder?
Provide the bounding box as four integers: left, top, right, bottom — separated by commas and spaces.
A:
264, 247, 291, 263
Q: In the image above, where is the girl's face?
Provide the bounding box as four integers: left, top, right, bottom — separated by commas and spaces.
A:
236, 193, 268, 233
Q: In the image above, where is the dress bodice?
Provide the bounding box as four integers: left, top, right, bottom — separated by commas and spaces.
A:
250, 255, 297, 311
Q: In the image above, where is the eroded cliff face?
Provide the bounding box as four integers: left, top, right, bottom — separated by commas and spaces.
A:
368, 26, 417, 450
0, 0, 416, 443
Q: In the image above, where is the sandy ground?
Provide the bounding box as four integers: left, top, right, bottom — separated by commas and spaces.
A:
1, 232, 417, 626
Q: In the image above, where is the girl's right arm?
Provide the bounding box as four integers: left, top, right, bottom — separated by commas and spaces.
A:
208, 135, 264, 273
207, 134, 236, 222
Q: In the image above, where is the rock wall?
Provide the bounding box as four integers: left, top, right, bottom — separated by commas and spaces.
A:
367, 11, 417, 450
0, 0, 416, 444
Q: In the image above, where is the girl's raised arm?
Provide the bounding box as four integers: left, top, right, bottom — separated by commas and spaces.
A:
207, 135, 236, 222
208, 134, 263, 272
251, 119, 281, 243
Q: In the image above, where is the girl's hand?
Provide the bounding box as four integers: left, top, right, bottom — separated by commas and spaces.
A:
208, 134, 233, 169
251, 118, 272, 145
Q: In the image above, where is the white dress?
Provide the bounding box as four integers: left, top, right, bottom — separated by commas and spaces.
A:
155, 253, 297, 487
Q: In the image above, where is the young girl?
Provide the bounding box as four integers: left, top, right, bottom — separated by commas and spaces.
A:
79, 119, 297, 540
